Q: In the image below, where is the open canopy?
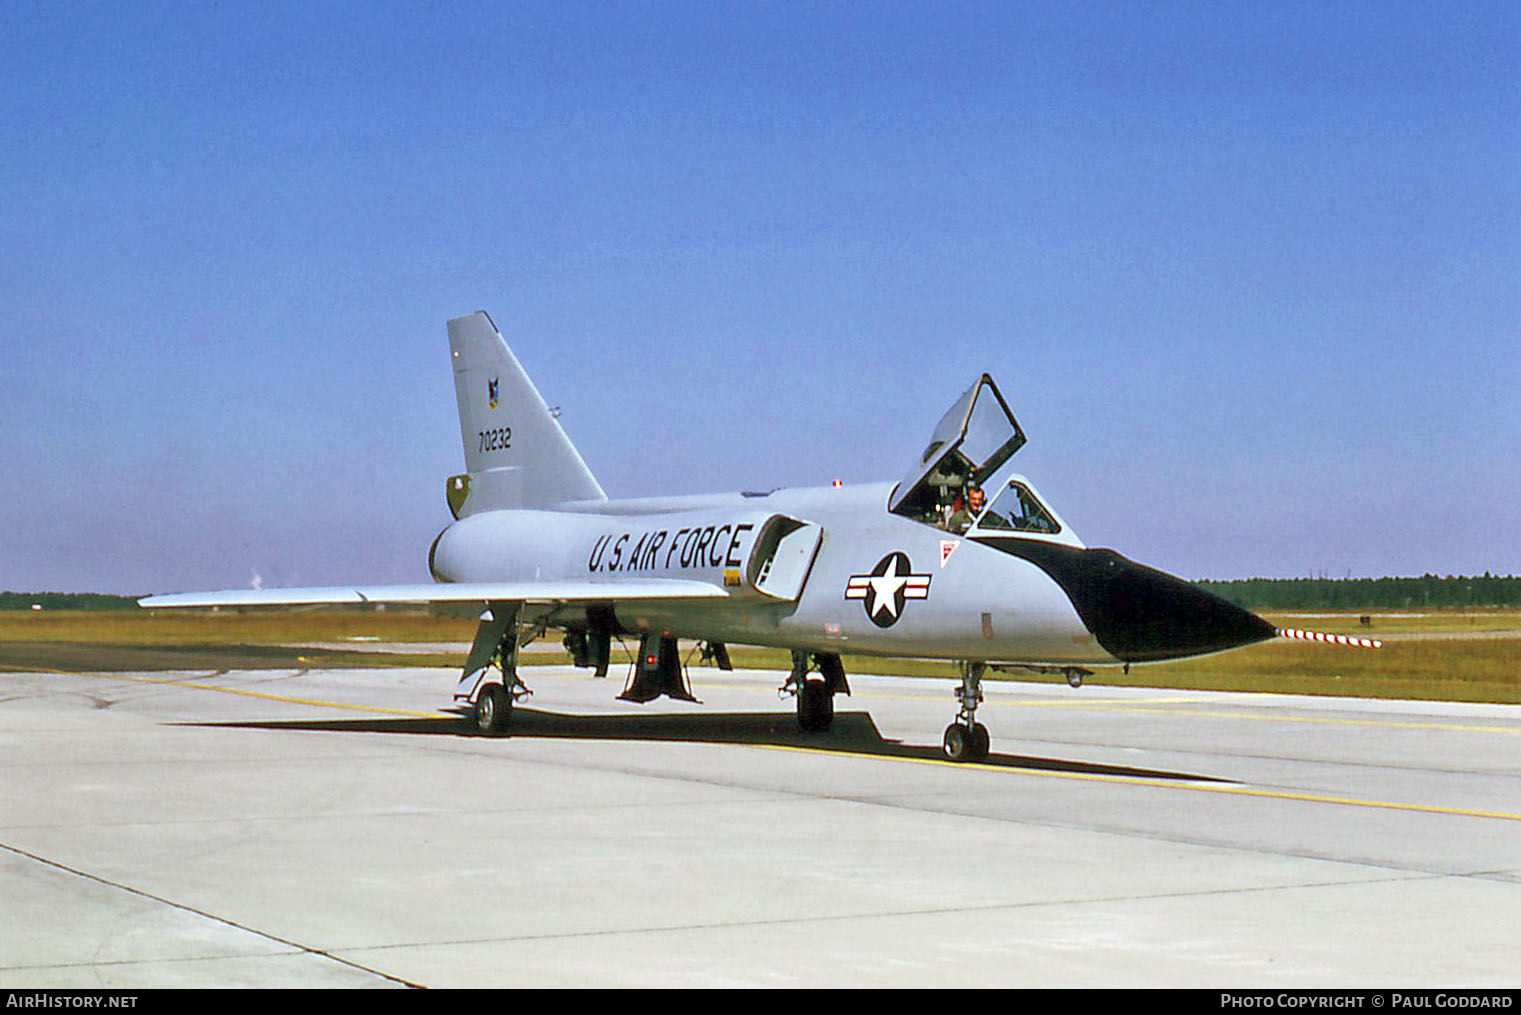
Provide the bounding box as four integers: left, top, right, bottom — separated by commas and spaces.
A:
888, 373, 1027, 523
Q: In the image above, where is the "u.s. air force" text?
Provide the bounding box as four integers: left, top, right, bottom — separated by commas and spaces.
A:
587, 524, 754, 573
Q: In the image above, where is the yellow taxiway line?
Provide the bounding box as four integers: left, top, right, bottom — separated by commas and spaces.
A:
1001, 700, 1521, 737
755, 743, 1521, 823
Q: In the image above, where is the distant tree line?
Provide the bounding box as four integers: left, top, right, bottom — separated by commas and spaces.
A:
1196, 574, 1521, 610
0, 592, 140, 611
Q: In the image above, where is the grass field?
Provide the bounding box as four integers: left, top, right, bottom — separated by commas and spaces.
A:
2, 607, 1518, 705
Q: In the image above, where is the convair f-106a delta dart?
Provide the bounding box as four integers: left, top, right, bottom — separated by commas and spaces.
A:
142, 311, 1323, 762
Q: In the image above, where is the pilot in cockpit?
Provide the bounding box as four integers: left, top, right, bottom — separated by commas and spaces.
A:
947, 484, 983, 534
967, 484, 985, 518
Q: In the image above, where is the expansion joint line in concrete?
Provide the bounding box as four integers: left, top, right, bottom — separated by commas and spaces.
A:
0, 841, 424, 988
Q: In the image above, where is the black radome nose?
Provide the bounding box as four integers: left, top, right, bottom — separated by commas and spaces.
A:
1073, 551, 1278, 663
978, 540, 1279, 664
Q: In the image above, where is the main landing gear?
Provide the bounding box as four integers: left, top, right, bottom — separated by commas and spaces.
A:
783, 651, 849, 732
943, 661, 991, 762
456, 606, 532, 735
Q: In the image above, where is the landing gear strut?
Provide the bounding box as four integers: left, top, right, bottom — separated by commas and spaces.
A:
943, 661, 991, 762
561, 611, 614, 678
698, 641, 733, 671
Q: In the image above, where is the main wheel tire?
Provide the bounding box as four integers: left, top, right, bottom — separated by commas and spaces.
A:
943, 723, 973, 762
971, 722, 991, 760
797, 680, 834, 732
476, 683, 511, 734
943, 723, 990, 762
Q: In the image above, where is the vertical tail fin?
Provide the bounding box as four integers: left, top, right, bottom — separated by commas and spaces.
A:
446, 311, 606, 514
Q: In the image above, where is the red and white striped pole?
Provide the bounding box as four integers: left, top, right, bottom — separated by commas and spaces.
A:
1278, 627, 1382, 649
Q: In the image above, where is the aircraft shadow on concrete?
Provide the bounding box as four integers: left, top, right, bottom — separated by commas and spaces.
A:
179, 708, 1232, 784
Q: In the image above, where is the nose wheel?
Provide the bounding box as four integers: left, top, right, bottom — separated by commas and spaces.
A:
943, 661, 991, 762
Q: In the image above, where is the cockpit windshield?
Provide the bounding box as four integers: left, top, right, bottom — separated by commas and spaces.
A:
969, 479, 1061, 535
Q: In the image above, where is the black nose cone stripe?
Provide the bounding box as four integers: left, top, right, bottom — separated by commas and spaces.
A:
973, 538, 1279, 663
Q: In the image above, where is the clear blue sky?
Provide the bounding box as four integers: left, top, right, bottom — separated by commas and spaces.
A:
3, 1, 1517, 593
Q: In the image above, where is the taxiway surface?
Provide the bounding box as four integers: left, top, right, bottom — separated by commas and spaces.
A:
3, 662, 1519, 988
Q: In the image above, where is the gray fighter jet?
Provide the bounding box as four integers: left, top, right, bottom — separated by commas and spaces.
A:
142, 311, 1282, 761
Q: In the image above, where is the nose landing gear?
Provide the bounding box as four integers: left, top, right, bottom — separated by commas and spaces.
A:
943, 661, 990, 762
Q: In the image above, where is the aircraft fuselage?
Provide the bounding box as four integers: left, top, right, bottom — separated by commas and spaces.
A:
427, 480, 1272, 667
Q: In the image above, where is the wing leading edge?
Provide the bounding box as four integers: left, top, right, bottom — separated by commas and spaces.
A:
138, 578, 729, 610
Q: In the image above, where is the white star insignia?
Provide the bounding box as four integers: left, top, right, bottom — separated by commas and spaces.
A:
867, 556, 910, 619
845, 553, 932, 627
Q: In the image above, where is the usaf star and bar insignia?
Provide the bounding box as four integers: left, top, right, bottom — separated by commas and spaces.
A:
845, 552, 932, 628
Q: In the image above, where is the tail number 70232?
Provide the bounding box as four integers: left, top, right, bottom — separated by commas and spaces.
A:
478, 427, 512, 452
